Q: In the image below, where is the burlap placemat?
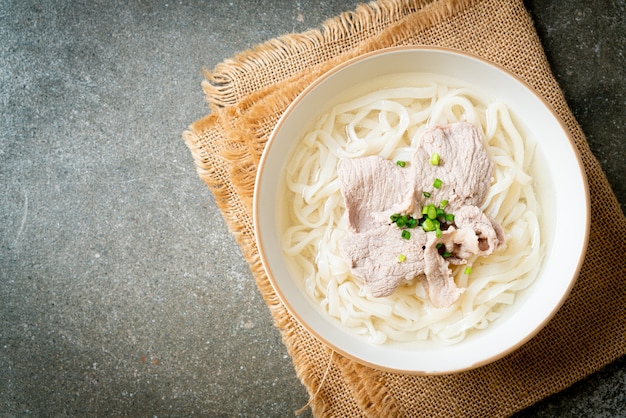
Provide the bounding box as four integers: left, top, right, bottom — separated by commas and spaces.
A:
183, 0, 626, 416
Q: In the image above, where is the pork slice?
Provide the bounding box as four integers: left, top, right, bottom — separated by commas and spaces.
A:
337, 122, 504, 306
413, 122, 493, 211
453, 205, 504, 257
430, 226, 467, 266
338, 155, 414, 233
422, 234, 464, 308
340, 225, 428, 297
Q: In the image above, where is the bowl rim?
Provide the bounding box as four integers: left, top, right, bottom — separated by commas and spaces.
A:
253, 45, 590, 374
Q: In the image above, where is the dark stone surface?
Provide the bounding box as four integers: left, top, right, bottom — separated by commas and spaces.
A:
0, 1, 623, 416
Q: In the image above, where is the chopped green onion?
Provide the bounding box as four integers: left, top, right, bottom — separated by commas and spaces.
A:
442, 251, 452, 258
436, 243, 443, 249
440, 200, 448, 209
398, 254, 406, 262
427, 205, 437, 220
422, 205, 429, 215
401, 230, 411, 240
445, 213, 455, 222
436, 208, 445, 218
464, 267, 472, 275
423, 191, 431, 198
435, 228, 442, 238
433, 178, 442, 189
396, 160, 406, 167
422, 218, 436, 232
430, 152, 440, 166
391, 213, 420, 233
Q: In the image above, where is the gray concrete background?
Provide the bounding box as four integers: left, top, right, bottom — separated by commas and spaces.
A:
0, 0, 624, 416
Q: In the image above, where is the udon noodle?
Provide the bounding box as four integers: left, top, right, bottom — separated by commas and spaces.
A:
281, 73, 543, 345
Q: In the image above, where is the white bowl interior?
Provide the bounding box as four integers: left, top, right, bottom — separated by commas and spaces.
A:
254, 47, 589, 374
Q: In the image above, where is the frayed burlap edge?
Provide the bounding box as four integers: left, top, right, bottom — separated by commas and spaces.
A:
184, 0, 626, 416
201, 0, 481, 110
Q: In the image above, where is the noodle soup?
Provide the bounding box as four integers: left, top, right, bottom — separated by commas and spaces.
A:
255, 47, 587, 373
280, 72, 543, 345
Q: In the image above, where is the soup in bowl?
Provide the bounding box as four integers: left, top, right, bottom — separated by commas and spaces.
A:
253, 47, 589, 374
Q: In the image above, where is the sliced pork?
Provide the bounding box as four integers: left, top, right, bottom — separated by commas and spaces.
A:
340, 226, 427, 297
423, 234, 464, 308
338, 122, 504, 307
413, 122, 493, 212
338, 155, 414, 233
453, 205, 505, 257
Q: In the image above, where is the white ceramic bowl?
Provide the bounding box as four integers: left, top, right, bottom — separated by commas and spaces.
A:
254, 47, 589, 374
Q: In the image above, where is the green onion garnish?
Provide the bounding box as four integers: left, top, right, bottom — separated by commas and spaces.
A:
396, 160, 406, 167
416, 200, 457, 235
433, 178, 442, 189
442, 251, 452, 258
427, 205, 437, 220
398, 254, 406, 262
391, 214, 419, 239
422, 218, 436, 232
423, 191, 431, 198
464, 267, 472, 275
430, 152, 440, 166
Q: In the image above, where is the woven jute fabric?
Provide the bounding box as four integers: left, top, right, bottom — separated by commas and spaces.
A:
183, 0, 626, 416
